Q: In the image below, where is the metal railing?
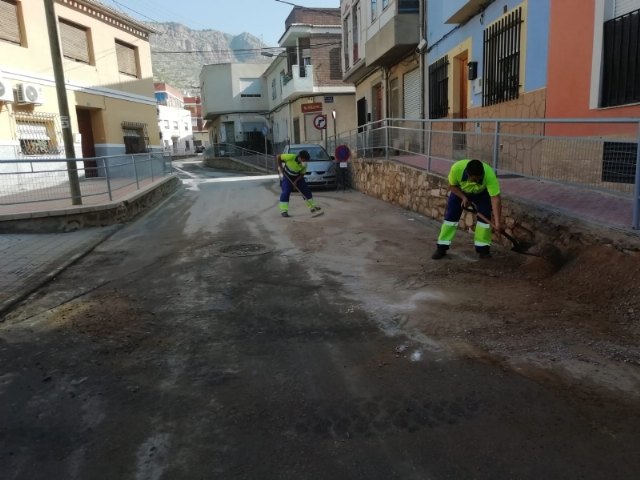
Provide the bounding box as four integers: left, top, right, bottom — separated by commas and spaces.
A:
205, 144, 277, 172
0, 153, 173, 210
327, 118, 640, 229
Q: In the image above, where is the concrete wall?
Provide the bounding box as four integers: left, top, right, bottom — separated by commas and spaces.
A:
200, 63, 269, 116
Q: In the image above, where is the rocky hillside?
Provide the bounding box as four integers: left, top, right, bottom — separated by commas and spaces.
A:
149, 22, 268, 95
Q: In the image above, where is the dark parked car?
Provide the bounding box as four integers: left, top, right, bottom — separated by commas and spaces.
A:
282, 143, 336, 188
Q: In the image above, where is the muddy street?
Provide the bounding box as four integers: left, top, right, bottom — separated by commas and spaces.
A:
1, 164, 640, 479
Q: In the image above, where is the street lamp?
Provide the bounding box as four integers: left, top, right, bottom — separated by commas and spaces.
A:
332, 109, 337, 145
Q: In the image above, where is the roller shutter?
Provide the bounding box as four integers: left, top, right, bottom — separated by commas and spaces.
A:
0, 0, 21, 44
59, 19, 90, 64
403, 67, 420, 120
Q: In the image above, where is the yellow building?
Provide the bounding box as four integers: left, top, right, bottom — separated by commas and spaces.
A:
0, 0, 160, 162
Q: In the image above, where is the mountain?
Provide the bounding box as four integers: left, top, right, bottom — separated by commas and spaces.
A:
148, 22, 269, 95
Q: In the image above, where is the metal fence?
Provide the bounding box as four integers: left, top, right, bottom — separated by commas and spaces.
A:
0, 153, 173, 210
205, 143, 277, 172
327, 118, 640, 229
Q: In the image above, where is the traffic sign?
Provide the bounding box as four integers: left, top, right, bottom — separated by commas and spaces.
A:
313, 114, 327, 130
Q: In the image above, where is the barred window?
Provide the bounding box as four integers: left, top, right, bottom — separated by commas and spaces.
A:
122, 122, 148, 154
59, 19, 91, 64
116, 40, 138, 77
601, 7, 640, 107
0, 0, 22, 45
429, 56, 449, 119
16, 115, 62, 156
482, 7, 522, 107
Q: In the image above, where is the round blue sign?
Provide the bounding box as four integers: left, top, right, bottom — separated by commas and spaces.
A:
335, 145, 351, 162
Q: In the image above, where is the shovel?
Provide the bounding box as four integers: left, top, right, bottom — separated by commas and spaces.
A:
463, 203, 537, 256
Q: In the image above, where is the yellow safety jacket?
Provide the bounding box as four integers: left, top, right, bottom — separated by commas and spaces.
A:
280, 153, 307, 177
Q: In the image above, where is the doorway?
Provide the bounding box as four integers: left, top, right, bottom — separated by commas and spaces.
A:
453, 54, 469, 153
76, 108, 97, 177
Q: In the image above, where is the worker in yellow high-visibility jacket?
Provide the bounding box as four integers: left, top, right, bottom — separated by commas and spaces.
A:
432, 159, 502, 260
277, 150, 321, 217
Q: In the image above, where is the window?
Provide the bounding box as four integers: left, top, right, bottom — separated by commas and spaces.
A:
240, 78, 262, 97
353, 4, 360, 61
164, 120, 169, 129
122, 122, 148, 154
382, 0, 389, 9
371, 0, 377, 21
115, 40, 138, 77
429, 56, 449, 118
602, 141, 638, 183
482, 7, 522, 106
16, 119, 60, 156
343, 14, 350, 68
271, 78, 276, 100
59, 19, 91, 64
184, 122, 188, 131
601, 4, 640, 107
398, 0, 419, 13
0, 0, 22, 45
390, 78, 400, 118
173, 121, 178, 130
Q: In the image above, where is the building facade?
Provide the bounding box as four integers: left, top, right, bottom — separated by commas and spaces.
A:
264, 6, 356, 153
0, 0, 160, 162
200, 62, 270, 151
341, 0, 422, 131
184, 95, 208, 150
154, 82, 193, 155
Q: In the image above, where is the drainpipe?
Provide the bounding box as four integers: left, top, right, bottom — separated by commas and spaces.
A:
384, 66, 390, 161
419, 0, 426, 120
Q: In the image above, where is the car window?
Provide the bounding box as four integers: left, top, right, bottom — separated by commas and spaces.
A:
287, 146, 331, 162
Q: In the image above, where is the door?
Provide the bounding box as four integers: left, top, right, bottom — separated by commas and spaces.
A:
293, 117, 301, 144
454, 55, 468, 152
76, 108, 97, 177
357, 97, 367, 132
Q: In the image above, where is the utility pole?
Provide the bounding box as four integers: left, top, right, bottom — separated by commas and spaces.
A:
44, 0, 82, 205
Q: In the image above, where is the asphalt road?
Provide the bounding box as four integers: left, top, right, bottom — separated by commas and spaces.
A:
1, 162, 639, 479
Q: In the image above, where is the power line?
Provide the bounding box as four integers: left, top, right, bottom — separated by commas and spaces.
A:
151, 41, 341, 55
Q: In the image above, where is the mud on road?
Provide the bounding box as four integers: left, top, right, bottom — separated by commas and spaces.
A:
1, 177, 639, 479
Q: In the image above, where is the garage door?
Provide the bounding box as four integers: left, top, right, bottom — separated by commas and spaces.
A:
403, 67, 420, 120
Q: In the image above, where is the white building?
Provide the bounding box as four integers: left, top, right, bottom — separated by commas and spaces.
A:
154, 82, 193, 155
200, 63, 270, 150
157, 105, 193, 155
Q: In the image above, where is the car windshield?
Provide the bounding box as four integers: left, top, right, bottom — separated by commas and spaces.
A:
288, 146, 331, 162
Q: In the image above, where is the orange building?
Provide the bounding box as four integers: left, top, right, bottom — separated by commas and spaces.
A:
546, 1, 640, 136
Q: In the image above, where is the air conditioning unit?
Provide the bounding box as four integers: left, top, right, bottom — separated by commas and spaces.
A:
0, 77, 14, 102
16, 83, 44, 105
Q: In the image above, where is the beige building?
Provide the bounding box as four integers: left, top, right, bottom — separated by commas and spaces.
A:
265, 6, 356, 154
341, 0, 423, 129
0, 0, 160, 163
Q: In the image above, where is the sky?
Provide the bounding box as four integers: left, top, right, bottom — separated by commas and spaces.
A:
99, 0, 341, 47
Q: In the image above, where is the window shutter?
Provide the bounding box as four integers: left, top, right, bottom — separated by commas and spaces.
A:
615, 0, 640, 17
403, 67, 421, 120
116, 41, 137, 77
59, 19, 90, 63
0, 0, 21, 44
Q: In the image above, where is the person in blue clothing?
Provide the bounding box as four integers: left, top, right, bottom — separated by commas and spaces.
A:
432, 159, 502, 259
277, 150, 321, 217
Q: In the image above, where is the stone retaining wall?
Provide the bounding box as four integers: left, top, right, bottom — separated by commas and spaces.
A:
350, 158, 640, 253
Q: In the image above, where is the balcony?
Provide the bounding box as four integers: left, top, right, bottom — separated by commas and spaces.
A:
281, 65, 314, 102
444, 0, 489, 24
364, 8, 419, 67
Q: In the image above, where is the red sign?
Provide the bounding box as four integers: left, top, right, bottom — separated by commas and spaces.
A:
301, 102, 323, 113
313, 114, 327, 130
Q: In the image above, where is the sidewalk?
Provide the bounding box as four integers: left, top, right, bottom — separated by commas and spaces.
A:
391, 154, 635, 230
0, 174, 180, 317
0, 226, 119, 316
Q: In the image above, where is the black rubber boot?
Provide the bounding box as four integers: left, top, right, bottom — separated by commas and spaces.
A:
431, 246, 448, 260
